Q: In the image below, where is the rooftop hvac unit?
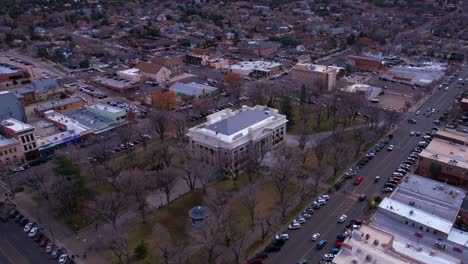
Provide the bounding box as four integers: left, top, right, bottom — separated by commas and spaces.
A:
373, 240, 379, 246
409, 210, 414, 215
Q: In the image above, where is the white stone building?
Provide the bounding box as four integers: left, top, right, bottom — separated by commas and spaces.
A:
187, 105, 287, 169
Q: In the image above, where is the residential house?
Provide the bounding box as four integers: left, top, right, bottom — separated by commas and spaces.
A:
135, 61, 172, 82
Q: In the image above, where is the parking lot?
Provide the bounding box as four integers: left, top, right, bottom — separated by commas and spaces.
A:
0, 205, 68, 264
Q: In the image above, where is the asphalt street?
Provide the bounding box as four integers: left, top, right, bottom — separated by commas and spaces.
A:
266, 68, 467, 264
0, 219, 57, 264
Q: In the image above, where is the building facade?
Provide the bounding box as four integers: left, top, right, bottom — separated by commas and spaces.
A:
237, 41, 278, 57
135, 61, 172, 82
348, 55, 386, 72
416, 137, 468, 187
187, 105, 287, 170
1, 118, 38, 160
34, 97, 85, 116
0, 136, 24, 167
152, 55, 184, 77
87, 104, 126, 122
291, 63, 338, 91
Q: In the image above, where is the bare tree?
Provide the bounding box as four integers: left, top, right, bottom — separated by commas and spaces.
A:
296, 122, 311, 150
178, 145, 198, 191
155, 168, 179, 205
245, 82, 266, 105
148, 111, 170, 141
312, 138, 327, 193
172, 112, 187, 141
89, 191, 127, 229
257, 215, 274, 241
90, 137, 113, 164
193, 217, 221, 264
352, 128, 369, 158
241, 185, 257, 228
123, 169, 150, 222
231, 237, 245, 264
197, 164, 216, 193
98, 221, 131, 264
271, 147, 296, 205
115, 125, 134, 153
327, 142, 352, 182
147, 143, 173, 172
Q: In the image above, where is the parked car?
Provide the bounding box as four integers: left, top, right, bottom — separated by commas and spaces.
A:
302, 213, 312, 219
320, 194, 330, 201
39, 237, 49, 247
354, 176, 363, 185
275, 232, 289, 241
316, 240, 327, 249
407, 118, 417, 124
330, 248, 340, 254
312, 233, 320, 241
358, 194, 367, 201
382, 187, 394, 192
387, 145, 394, 151
46, 242, 54, 254
296, 216, 306, 224
58, 254, 68, 264
338, 215, 347, 223
24, 223, 33, 232
51, 247, 60, 258
29, 227, 38, 238
322, 254, 335, 261
288, 222, 301, 230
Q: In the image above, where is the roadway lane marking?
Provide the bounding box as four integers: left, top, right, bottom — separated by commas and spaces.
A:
334, 191, 358, 201
298, 198, 356, 260
0, 235, 29, 264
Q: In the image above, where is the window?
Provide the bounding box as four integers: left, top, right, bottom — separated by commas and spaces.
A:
23, 146, 27, 151
32, 143, 36, 148
405, 221, 408, 225
419, 226, 423, 230
21, 136, 26, 144
9, 149, 12, 153
412, 223, 415, 227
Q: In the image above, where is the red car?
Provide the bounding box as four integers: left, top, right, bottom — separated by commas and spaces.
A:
335, 241, 343, 248
415, 232, 423, 238
246, 258, 263, 264
354, 176, 363, 185
453, 246, 463, 253
39, 237, 49, 247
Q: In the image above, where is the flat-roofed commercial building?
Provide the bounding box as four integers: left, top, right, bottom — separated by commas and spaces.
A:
1, 118, 38, 160
370, 174, 467, 263
291, 63, 338, 91
0, 63, 26, 82
416, 138, 468, 187
87, 104, 126, 122
169, 82, 218, 98
34, 97, 85, 116
187, 105, 287, 169
92, 75, 140, 92
223, 61, 282, 79
0, 136, 24, 166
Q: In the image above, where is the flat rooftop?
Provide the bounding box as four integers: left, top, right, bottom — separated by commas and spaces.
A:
88, 104, 125, 114
0, 63, 20, 75
379, 197, 453, 234
293, 63, 337, 73
118, 68, 140, 76
1, 118, 33, 133
205, 109, 273, 136
227, 61, 281, 72
170, 82, 217, 96
420, 138, 468, 169
93, 76, 139, 89
66, 110, 122, 133
35, 97, 83, 112
436, 130, 468, 144
390, 174, 465, 222
37, 131, 81, 150
333, 225, 409, 264
0, 135, 18, 147
44, 110, 91, 135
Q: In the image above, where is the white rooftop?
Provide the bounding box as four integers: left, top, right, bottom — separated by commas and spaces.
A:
88, 104, 125, 114
118, 68, 140, 76
379, 197, 453, 234
1, 118, 33, 133
225, 60, 281, 72
44, 110, 91, 135
392, 239, 460, 264
447, 228, 468, 248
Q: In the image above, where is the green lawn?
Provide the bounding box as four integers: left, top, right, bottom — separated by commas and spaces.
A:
129, 190, 205, 262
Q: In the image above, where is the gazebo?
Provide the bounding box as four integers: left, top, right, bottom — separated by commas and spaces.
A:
189, 205, 209, 227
